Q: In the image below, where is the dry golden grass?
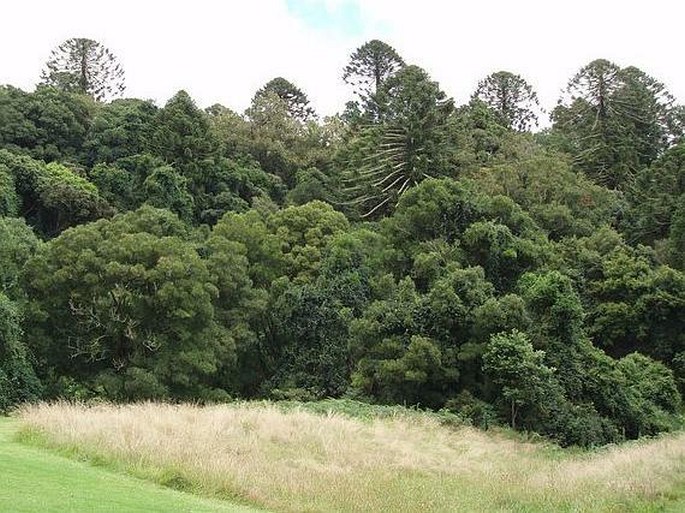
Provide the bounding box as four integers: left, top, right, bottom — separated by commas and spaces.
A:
17, 402, 685, 512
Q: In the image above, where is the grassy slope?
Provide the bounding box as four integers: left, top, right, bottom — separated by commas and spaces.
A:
15, 401, 685, 513
0, 417, 264, 513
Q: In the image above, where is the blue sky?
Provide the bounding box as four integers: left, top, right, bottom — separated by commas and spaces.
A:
285, 0, 365, 37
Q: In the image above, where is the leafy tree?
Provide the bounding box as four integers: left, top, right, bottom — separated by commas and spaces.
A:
483, 330, 556, 429
343, 66, 455, 217
449, 99, 510, 166
41, 38, 125, 101
469, 153, 622, 239
669, 196, 685, 270
0, 163, 18, 216
252, 77, 315, 122
265, 280, 352, 399
152, 91, 282, 223
152, 90, 218, 168
0, 85, 94, 162
462, 221, 545, 291
0, 150, 111, 236
622, 142, 685, 246
343, 39, 405, 103
83, 98, 157, 165
0, 293, 42, 412
268, 200, 350, 281
24, 206, 233, 400
286, 167, 331, 205
552, 59, 679, 189
616, 352, 681, 436
244, 90, 331, 189
0, 217, 41, 298
473, 71, 541, 131
211, 210, 286, 288
349, 277, 448, 406
588, 248, 685, 361
142, 165, 194, 222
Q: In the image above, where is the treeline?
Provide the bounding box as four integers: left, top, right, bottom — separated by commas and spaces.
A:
1, 39, 685, 447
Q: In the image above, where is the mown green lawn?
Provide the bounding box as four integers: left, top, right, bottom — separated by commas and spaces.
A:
0, 417, 264, 513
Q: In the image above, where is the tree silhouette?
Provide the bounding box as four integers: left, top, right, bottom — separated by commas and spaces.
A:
343, 39, 405, 101
252, 77, 315, 122
473, 71, 541, 131
41, 38, 125, 102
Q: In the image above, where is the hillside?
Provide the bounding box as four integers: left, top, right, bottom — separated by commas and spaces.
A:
0, 416, 262, 513
14, 401, 685, 512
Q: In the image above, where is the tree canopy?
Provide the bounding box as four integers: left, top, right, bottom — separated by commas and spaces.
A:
1, 40, 684, 447
41, 38, 126, 101
473, 71, 541, 131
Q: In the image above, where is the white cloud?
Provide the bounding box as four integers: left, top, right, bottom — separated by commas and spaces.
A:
1, 0, 684, 122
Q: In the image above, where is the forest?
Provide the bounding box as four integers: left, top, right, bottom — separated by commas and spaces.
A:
1, 37, 685, 448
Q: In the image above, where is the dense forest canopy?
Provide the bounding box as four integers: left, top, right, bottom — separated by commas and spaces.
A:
1, 37, 685, 447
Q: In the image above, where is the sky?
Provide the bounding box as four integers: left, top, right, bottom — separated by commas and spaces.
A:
2, 0, 684, 121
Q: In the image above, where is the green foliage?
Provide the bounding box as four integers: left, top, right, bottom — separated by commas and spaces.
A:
243, 91, 330, 189
0, 150, 111, 236
343, 66, 455, 217
0, 49, 683, 448
211, 210, 285, 288
152, 90, 218, 169
0, 216, 41, 298
384, 178, 484, 249
469, 153, 622, 239
0, 164, 19, 216
41, 38, 125, 101
342, 39, 405, 105
0, 85, 94, 162
0, 293, 41, 412
473, 71, 541, 131
616, 353, 681, 436
83, 98, 157, 165
268, 200, 350, 281
620, 142, 685, 246
587, 248, 685, 361
668, 195, 685, 269
252, 77, 315, 122
462, 221, 544, 291
23, 206, 233, 400
483, 330, 556, 430
551, 59, 681, 189
142, 165, 194, 222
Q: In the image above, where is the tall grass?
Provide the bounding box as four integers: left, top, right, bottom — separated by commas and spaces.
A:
17, 401, 685, 512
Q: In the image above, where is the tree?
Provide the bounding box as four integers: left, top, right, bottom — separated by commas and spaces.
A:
621, 142, 685, 246
252, 77, 315, 122
0, 150, 112, 237
0, 163, 18, 216
41, 38, 125, 101
342, 39, 405, 104
142, 165, 194, 222
268, 200, 350, 282
483, 330, 556, 429
23, 206, 234, 400
669, 196, 685, 270
0, 293, 42, 412
343, 66, 455, 217
470, 153, 622, 239
0, 217, 41, 299
83, 98, 158, 165
0, 85, 94, 162
552, 59, 679, 189
473, 71, 541, 131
